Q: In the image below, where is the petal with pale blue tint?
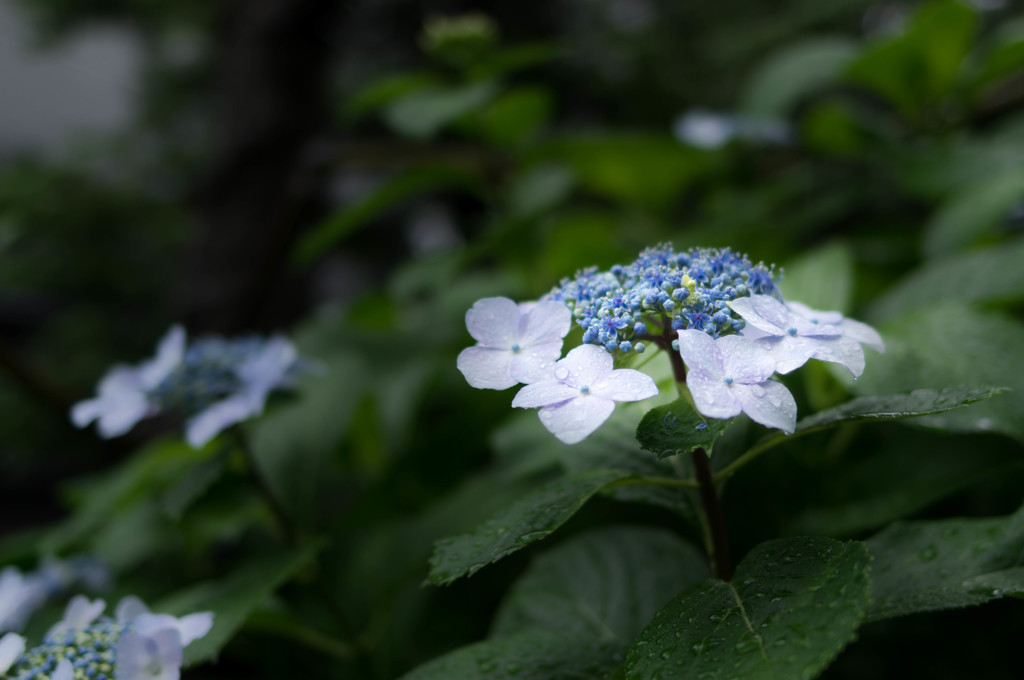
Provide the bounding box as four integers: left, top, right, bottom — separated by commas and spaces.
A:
48, 596, 105, 638
554, 344, 613, 388
517, 300, 571, 347
134, 612, 213, 647
717, 335, 775, 384
52, 659, 74, 680
465, 297, 520, 348
457, 346, 516, 390
676, 329, 723, 380
809, 336, 865, 378
511, 381, 579, 409
786, 301, 843, 325
729, 296, 783, 334
185, 395, 254, 448
237, 336, 297, 390
591, 369, 658, 402
509, 342, 562, 384
0, 633, 25, 674
138, 326, 186, 389
686, 371, 742, 420
537, 396, 616, 444
838, 317, 885, 353
115, 629, 183, 680
734, 380, 797, 433
116, 596, 149, 623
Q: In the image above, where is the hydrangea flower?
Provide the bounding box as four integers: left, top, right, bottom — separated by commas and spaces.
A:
457, 297, 571, 389
676, 329, 797, 433
511, 344, 658, 444
729, 295, 875, 377
72, 326, 309, 448
5, 596, 212, 680
545, 245, 780, 353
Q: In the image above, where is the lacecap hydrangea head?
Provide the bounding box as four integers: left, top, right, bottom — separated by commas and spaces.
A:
71, 326, 312, 448
3, 595, 211, 680
544, 244, 780, 353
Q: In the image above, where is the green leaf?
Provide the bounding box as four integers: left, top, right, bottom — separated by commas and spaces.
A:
625, 537, 871, 680
793, 386, 1006, 433
789, 438, 1021, 536
292, 166, 483, 265
539, 134, 712, 212
850, 306, 1024, 442
923, 172, 1024, 257
872, 236, 1024, 321
475, 87, 553, 148
716, 386, 1005, 483
399, 630, 621, 680
636, 396, 730, 460
345, 72, 440, 119
383, 80, 500, 139
867, 504, 1024, 620
157, 544, 320, 666
492, 526, 709, 642
777, 240, 854, 314
427, 469, 634, 585
741, 37, 858, 117
506, 163, 575, 219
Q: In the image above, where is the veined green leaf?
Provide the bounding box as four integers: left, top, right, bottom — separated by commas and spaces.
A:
636, 396, 730, 460
867, 504, 1024, 620
625, 537, 871, 680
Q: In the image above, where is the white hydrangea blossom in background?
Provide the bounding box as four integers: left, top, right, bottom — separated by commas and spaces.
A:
71, 326, 310, 448
676, 329, 797, 433
511, 344, 659, 444
0, 633, 25, 675
457, 297, 571, 390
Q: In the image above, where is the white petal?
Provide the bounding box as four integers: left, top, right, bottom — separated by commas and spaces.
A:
0, 633, 25, 674
115, 629, 183, 680
787, 300, 843, 325
591, 369, 658, 402
237, 336, 297, 389
70, 398, 105, 428
456, 346, 516, 390
760, 337, 814, 375
537, 396, 616, 444
686, 371, 742, 420
716, 335, 775, 384
676, 329, 723, 380
138, 326, 186, 389
52, 659, 74, 680
465, 297, 520, 348
134, 611, 211, 647
96, 393, 150, 439
839, 317, 885, 353
511, 380, 579, 409
809, 336, 865, 378
737, 324, 772, 341
555, 344, 613, 388
729, 296, 784, 335
185, 396, 255, 448
509, 342, 562, 384
734, 380, 797, 433
517, 300, 571, 347
49, 596, 105, 637
116, 596, 149, 623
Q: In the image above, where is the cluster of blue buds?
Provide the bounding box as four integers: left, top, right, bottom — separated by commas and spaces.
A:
544, 244, 780, 353
8, 621, 122, 680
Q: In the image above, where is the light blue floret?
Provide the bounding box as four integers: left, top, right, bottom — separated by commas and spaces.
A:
544, 244, 779, 353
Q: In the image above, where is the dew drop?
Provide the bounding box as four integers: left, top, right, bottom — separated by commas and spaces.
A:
554, 367, 569, 381
749, 385, 766, 398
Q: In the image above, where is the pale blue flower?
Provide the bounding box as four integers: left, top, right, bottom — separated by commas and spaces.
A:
7, 596, 211, 680
457, 297, 572, 390
512, 344, 659, 444
72, 326, 307, 448
677, 329, 797, 433
71, 327, 185, 438
729, 295, 869, 377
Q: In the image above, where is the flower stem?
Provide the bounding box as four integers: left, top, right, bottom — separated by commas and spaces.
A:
233, 427, 298, 544
691, 446, 732, 581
